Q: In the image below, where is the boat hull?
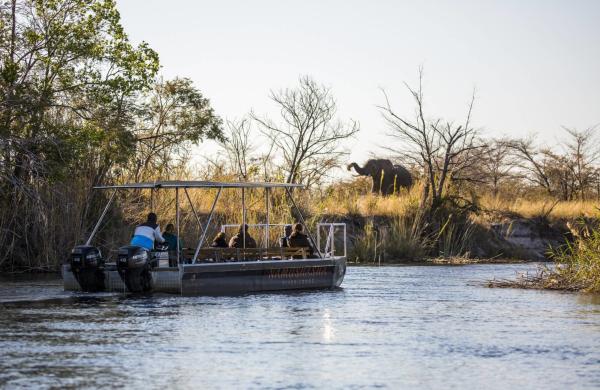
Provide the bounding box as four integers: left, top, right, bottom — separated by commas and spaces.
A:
63, 257, 346, 295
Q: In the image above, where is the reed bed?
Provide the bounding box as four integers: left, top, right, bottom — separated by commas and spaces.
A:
487, 229, 600, 292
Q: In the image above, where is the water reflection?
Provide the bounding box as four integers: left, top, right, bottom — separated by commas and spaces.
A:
322, 309, 335, 342
1, 264, 600, 389
577, 293, 600, 305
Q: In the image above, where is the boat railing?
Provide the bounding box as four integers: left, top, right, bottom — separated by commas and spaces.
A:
317, 223, 347, 258
220, 223, 290, 249
220, 222, 347, 259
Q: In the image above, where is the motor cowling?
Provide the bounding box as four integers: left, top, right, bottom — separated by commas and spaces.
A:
70, 245, 105, 292
116, 245, 154, 292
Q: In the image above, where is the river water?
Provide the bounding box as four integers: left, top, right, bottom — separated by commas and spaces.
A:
1, 264, 599, 389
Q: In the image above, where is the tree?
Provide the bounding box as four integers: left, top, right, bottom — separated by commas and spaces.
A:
0, 0, 160, 269
480, 139, 518, 197
507, 127, 599, 200
252, 76, 359, 185
0, 0, 159, 184
379, 68, 483, 206
131, 77, 223, 182
218, 118, 255, 180
562, 126, 598, 200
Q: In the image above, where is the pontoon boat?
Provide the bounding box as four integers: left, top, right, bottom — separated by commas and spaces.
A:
63, 181, 347, 295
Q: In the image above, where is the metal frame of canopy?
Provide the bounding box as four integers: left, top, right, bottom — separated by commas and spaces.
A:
86, 180, 321, 265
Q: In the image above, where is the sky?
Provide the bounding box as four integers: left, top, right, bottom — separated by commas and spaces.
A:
117, 0, 600, 177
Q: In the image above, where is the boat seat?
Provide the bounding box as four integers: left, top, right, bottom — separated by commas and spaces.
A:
182, 247, 310, 262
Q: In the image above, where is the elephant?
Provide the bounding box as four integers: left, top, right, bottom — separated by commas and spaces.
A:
347, 159, 413, 196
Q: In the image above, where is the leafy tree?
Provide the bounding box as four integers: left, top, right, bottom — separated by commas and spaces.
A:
130, 77, 223, 182
0, 0, 159, 185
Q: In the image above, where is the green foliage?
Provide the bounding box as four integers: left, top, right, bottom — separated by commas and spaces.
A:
130, 78, 223, 181
0, 0, 221, 270
1, 0, 160, 181
550, 228, 600, 292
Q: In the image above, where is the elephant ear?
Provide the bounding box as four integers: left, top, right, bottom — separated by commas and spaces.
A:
380, 159, 395, 170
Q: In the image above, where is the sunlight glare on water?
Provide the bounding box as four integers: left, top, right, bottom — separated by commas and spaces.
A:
1, 264, 599, 389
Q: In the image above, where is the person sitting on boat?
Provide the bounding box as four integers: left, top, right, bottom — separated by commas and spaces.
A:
228, 224, 257, 248
162, 223, 183, 266
163, 223, 183, 251
210, 232, 228, 248
130, 212, 165, 251
288, 223, 314, 257
280, 225, 292, 248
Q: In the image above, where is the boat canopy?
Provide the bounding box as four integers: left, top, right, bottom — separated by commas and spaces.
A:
93, 180, 304, 190
86, 179, 316, 263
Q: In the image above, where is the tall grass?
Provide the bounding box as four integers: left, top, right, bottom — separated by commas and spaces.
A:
5, 167, 600, 271
349, 213, 429, 263
489, 226, 600, 292
549, 227, 600, 292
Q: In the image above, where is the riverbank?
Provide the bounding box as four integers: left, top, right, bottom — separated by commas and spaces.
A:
2, 178, 598, 274
487, 227, 600, 293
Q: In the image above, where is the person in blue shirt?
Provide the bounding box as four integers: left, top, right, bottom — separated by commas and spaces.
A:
163, 223, 183, 251
130, 213, 165, 250
162, 223, 183, 266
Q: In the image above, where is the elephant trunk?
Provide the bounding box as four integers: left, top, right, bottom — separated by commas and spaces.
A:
347, 162, 367, 175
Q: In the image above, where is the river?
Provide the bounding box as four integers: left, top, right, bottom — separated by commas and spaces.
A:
1, 264, 599, 389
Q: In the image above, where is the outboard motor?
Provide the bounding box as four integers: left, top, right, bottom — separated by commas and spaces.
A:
117, 245, 154, 292
70, 245, 105, 292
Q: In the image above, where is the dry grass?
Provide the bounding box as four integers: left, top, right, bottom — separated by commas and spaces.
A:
479, 195, 600, 220
315, 179, 424, 217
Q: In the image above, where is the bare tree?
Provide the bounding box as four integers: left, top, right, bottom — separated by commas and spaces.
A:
506, 137, 553, 195
219, 118, 255, 180
480, 139, 518, 197
508, 127, 599, 200
378, 68, 482, 206
251, 76, 359, 185
562, 126, 598, 200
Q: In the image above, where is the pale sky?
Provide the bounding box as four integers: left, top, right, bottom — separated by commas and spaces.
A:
117, 0, 600, 176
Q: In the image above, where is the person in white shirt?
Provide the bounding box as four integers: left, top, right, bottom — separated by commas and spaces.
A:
130, 212, 165, 250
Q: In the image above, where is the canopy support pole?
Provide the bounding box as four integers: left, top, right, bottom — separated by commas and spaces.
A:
242, 187, 246, 259
176, 187, 180, 265
285, 187, 322, 259
85, 189, 117, 246
265, 188, 270, 248
150, 189, 154, 211
184, 188, 204, 238
192, 187, 222, 264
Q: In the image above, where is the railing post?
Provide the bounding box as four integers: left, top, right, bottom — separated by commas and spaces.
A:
331, 224, 336, 256
242, 187, 246, 260
317, 223, 321, 256
265, 187, 270, 248
176, 187, 180, 265
344, 223, 347, 257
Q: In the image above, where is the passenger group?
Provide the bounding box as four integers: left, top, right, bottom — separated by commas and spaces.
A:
131, 213, 314, 261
